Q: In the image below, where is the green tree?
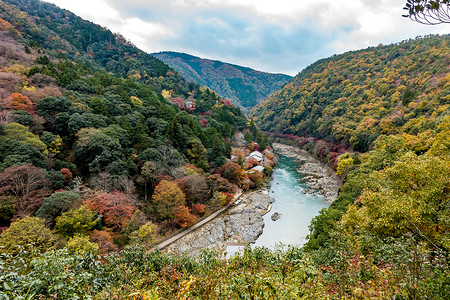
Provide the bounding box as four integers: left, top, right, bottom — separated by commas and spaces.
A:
343, 152, 450, 250
137, 161, 158, 201
187, 138, 207, 165
66, 235, 99, 254
129, 221, 158, 246
0, 123, 47, 155
54, 206, 99, 238
36, 191, 81, 223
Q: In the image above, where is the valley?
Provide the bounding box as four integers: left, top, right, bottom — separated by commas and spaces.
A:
0, 0, 449, 298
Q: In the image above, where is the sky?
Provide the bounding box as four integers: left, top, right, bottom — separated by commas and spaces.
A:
45, 0, 449, 76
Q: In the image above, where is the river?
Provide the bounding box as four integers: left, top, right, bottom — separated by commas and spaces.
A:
253, 154, 330, 248
165, 144, 339, 256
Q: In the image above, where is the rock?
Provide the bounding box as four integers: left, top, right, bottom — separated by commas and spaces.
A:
165, 190, 272, 256
271, 212, 282, 221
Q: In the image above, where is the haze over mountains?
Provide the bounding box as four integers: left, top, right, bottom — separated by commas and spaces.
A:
153, 51, 292, 110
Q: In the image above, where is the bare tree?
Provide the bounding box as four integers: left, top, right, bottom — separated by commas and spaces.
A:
0, 164, 50, 218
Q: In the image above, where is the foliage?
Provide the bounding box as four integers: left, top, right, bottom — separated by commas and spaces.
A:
0, 216, 58, 253
252, 35, 450, 152
0, 122, 47, 155
66, 235, 99, 254
129, 221, 158, 245
403, 0, 450, 24
173, 205, 197, 228
175, 174, 209, 206
89, 229, 118, 254
216, 162, 243, 185
151, 180, 186, 219
0, 196, 14, 226
191, 203, 206, 215
247, 170, 263, 188
0, 164, 50, 219
343, 152, 450, 250
84, 191, 136, 230
35, 191, 80, 223
54, 206, 99, 238
153, 52, 292, 109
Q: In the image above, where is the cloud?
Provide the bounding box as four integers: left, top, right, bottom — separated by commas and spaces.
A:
46, 0, 449, 75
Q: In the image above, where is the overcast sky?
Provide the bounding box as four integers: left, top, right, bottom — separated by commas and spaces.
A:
45, 0, 448, 76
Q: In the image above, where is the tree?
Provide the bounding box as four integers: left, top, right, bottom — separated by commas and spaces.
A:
216, 162, 243, 185
342, 152, 450, 251
0, 123, 48, 155
173, 205, 197, 228
152, 180, 186, 219
247, 170, 263, 188
129, 221, 158, 245
137, 161, 158, 201
6, 93, 34, 112
176, 175, 209, 205
54, 206, 99, 238
0, 216, 58, 254
89, 230, 118, 253
36, 191, 80, 223
66, 235, 99, 254
61, 168, 73, 183
403, 0, 450, 24
205, 174, 233, 194
0, 140, 47, 169
0, 164, 50, 218
84, 191, 137, 230
186, 138, 207, 165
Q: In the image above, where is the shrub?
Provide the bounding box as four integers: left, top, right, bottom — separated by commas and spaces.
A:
66, 235, 99, 254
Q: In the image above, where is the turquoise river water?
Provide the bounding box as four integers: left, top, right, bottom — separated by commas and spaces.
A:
253, 153, 330, 248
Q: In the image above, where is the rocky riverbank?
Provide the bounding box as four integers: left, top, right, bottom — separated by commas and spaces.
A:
164, 190, 273, 256
273, 143, 341, 202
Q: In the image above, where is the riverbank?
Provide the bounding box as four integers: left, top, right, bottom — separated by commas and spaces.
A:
164, 190, 273, 255
272, 143, 341, 202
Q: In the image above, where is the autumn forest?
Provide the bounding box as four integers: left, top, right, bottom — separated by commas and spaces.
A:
0, 0, 449, 299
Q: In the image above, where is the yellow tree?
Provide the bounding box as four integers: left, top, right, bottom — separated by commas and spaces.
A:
152, 180, 186, 219
342, 152, 450, 250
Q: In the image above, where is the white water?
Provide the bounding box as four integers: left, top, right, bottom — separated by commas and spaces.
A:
227, 154, 329, 256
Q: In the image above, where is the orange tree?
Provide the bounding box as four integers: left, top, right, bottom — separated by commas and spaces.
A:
151, 180, 186, 220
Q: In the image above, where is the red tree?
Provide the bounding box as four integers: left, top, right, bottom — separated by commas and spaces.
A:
0, 164, 50, 219
173, 205, 197, 228
191, 203, 206, 215
6, 93, 35, 113
216, 162, 243, 185
60, 168, 72, 182
84, 191, 137, 230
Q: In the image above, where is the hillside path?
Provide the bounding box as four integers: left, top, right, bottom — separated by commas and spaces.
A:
155, 190, 242, 250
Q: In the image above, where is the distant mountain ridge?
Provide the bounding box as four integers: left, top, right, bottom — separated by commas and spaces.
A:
152, 51, 292, 110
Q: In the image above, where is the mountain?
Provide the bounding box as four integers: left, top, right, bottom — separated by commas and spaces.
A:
152, 51, 292, 110
0, 0, 260, 230
251, 34, 450, 152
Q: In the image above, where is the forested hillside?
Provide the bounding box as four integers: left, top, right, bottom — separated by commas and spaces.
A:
153, 51, 292, 110
250, 34, 450, 298
251, 35, 450, 152
0, 0, 449, 298
0, 0, 274, 255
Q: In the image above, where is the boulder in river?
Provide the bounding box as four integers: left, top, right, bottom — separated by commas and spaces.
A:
271, 212, 282, 221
